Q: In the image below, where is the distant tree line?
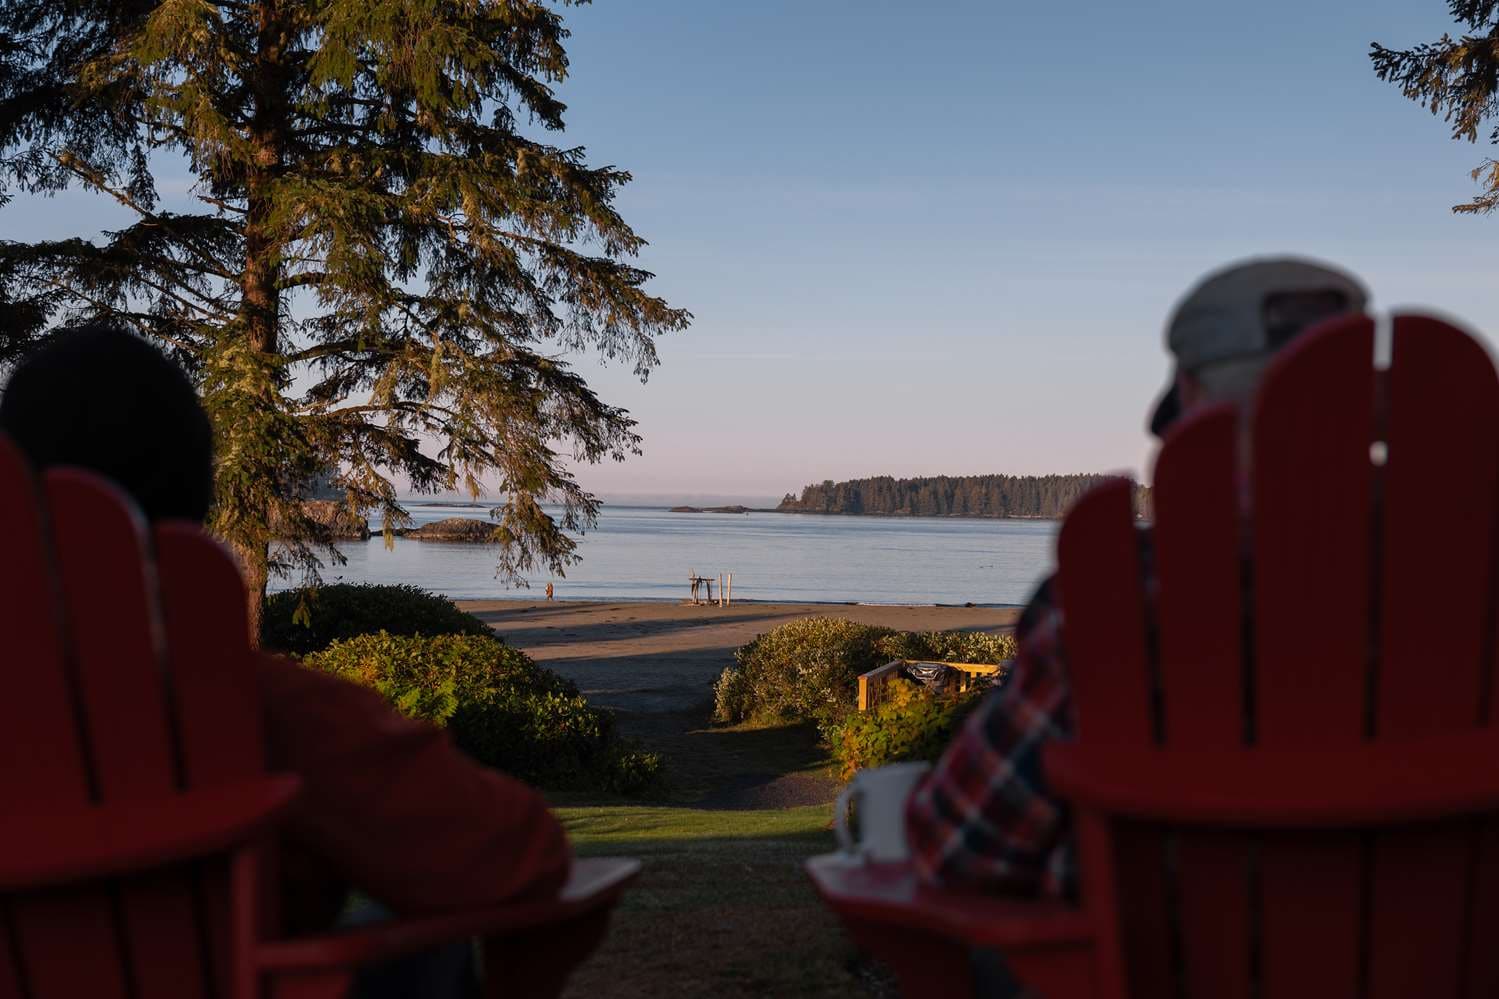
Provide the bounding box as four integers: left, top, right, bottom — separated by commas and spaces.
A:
776, 474, 1151, 520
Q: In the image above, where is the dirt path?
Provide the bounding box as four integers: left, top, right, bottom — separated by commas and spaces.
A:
459, 600, 1021, 713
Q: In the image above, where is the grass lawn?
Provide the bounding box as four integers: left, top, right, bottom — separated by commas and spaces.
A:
555, 804, 882, 997
548, 717, 894, 997
558, 802, 833, 846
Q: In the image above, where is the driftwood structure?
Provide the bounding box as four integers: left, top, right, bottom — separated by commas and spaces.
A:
687, 572, 714, 605
687, 570, 733, 606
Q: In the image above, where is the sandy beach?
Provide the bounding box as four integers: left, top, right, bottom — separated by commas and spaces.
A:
458, 600, 1021, 713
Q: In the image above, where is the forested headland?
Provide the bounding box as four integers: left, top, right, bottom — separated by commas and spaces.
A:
776, 474, 1151, 519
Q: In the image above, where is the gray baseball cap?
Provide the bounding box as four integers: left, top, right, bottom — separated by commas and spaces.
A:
1149, 257, 1369, 436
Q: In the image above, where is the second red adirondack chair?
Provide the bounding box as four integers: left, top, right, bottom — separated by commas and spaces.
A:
808, 311, 1499, 998
0, 438, 637, 999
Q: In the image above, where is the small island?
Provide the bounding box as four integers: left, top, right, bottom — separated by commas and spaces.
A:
396, 517, 500, 541
668, 505, 757, 514
775, 474, 1152, 519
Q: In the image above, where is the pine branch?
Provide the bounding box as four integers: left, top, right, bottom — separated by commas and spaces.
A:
132, 271, 232, 320
35, 277, 205, 351
51, 151, 240, 281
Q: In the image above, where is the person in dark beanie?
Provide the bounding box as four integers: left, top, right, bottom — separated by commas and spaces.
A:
0, 323, 214, 522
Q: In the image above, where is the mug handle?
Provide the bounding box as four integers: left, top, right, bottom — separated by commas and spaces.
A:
834, 783, 863, 855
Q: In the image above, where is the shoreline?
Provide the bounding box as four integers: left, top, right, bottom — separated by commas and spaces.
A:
269, 585, 1027, 608
340, 499, 1068, 524
452, 595, 1026, 608
461, 599, 1020, 713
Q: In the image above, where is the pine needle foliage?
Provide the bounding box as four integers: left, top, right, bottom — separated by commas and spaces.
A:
1371, 2, 1499, 214
0, 0, 690, 636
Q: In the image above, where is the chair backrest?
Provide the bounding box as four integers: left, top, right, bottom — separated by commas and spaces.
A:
0, 435, 289, 999
1051, 314, 1499, 999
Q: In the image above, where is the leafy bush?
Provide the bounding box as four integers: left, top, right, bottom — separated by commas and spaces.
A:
711, 617, 1014, 726
712, 617, 896, 726
262, 583, 493, 655
710, 662, 756, 725
827, 678, 985, 780
874, 629, 1016, 665
303, 632, 662, 794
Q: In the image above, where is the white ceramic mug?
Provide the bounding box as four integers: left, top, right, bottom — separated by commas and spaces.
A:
833, 761, 932, 862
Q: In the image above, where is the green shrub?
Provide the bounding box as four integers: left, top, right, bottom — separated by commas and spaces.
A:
713, 617, 896, 725
303, 632, 662, 794
263, 583, 492, 655
874, 629, 1017, 665
710, 663, 756, 725
601, 744, 668, 796
827, 678, 985, 781
711, 616, 1014, 727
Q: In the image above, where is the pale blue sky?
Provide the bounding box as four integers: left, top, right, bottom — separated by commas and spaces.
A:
6, 1, 1496, 502
550, 0, 1499, 500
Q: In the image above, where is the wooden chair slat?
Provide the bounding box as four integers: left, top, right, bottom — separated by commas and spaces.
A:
1151, 406, 1254, 998
1172, 838, 1249, 999
1152, 404, 1244, 748
1492, 506, 1499, 725
1465, 818, 1499, 997
1251, 313, 1375, 747
0, 907, 21, 999
1056, 481, 1167, 994
121, 874, 216, 997
43, 470, 208, 999
155, 524, 267, 997
1368, 826, 1467, 999
1378, 313, 1499, 733
1260, 837, 1362, 999
1250, 318, 1374, 999
1365, 315, 1499, 999
9, 894, 129, 999
1110, 826, 1174, 999
43, 470, 178, 796
1056, 478, 1153, 745
154, 525, 265, 786
0, 446, 133, 999
0, 440, 86, 805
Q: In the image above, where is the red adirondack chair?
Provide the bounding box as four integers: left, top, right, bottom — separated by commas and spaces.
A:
807, 311, 1499, 998
0, 438, 638, 999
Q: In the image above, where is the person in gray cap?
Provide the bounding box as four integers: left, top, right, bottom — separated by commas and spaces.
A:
902, 256, 1368, 997
1149, 257, 1369, 436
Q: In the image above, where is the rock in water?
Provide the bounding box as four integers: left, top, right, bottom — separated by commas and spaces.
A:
403, 517, 499, 542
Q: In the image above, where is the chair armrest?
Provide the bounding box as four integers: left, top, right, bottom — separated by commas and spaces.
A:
0, 775, 301, 891
1044, 727, 1499, 827
804, 853, 1092, 949
255, 857, 641, 972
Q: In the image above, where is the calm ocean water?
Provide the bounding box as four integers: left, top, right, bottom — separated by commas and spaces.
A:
271, 503, 1059, 605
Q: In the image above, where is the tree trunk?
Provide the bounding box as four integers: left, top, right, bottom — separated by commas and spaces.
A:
233, 0, 288, 644
233, 539, 269, 647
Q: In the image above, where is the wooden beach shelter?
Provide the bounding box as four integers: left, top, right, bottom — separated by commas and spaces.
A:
0, 435, 637, 999
807, 312, 1499, 997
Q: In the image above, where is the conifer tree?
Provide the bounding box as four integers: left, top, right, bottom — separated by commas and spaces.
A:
0, 0, 690, 638
1371, 2, 1499, 214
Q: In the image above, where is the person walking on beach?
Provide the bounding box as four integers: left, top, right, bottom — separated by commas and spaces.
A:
546, 582, 555, 601
0, 324, 571, 999
904, 257, 1369, 995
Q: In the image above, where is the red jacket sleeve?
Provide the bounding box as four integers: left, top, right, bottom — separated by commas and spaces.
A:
257, 654, 571, 923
